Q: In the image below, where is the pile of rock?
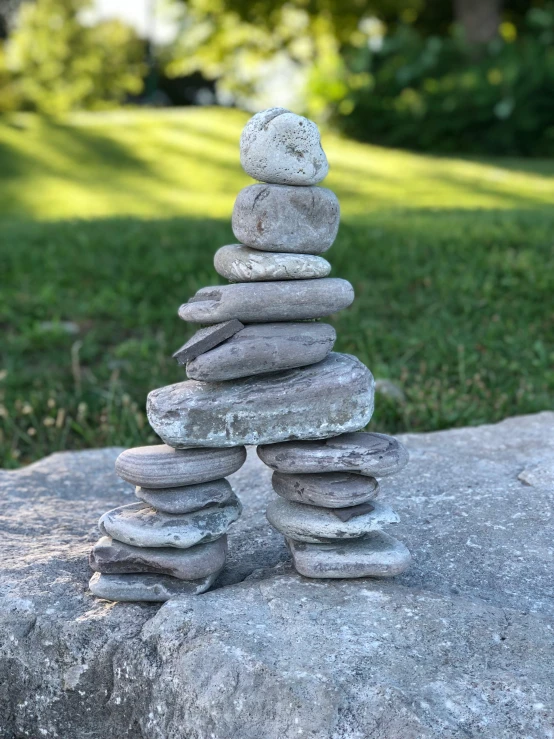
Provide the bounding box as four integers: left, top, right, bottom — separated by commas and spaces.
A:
145, 107, 412, 583
89, 444, 245, 601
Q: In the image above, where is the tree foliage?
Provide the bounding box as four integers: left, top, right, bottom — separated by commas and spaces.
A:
1, 0, 146, 114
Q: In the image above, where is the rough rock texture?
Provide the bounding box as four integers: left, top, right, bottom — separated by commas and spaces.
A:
172, 319, 244, 365
147, 353, 375, 448
178, 278, 353, 324
186, 322, 336, 381
115, 444, 246, 488
1, 412, 553, 738
214, 244, 331, 282
232, 184, 339, 254
239, 108, 329, 186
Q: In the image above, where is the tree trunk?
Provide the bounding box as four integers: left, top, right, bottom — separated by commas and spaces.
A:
454, 0, 503, 44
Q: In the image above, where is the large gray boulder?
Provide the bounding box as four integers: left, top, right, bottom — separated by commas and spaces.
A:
1, 412, 553, 738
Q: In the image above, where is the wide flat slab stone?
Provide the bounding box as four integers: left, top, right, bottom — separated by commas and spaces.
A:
147, 353, 374, 448
214, 244, 331, 282
232, 184, 339, 253
239, 108, 329, 186
89, 570, 218, 602
178, 278, 353, 324
186, 322, 336, 381
1, 412, 553, 737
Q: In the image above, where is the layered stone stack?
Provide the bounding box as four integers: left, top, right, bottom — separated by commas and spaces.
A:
89, 444, 245, 601
145, 107, 412, 582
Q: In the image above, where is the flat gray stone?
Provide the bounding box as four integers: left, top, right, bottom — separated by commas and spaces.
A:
99, 496, 242, 549
232, 184, 339, 254
272, 471, 379, 508
115, 444, 246, 488
147, 353, 374, 448
239, 108, 329, 186
136, 478, 234, 513
214, 244, 331, 282
266, 497, 399, 543
287, 532, 411, 578
186, 322, 336, 382
2, 412, 554, 738
178, 278, 353, 324
89, 535, 227, 579
89, 570, 217, 602
172, 319, 244, 365
258, 432, 408, 478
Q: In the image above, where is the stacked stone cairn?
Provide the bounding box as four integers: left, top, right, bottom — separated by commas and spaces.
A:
89, 444, 245, 602
146, 107, 411, 583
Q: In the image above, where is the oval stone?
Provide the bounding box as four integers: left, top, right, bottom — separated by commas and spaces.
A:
89, 535, 228, 580
258, 432, 408, 478
178, 279, 353, 324
147, 353, 374, 448
115, 445, 246, 489
240, 108, 329, 186
186, 322, 336, 382
287, 532, 411, 579
99, 496, 242, 549
266, 497, 399, 543
232, 184, 339, 254
214, 244, 331, 283
136, 478, 234, 514
89, 571, 217, 602
272, 472, 379, 509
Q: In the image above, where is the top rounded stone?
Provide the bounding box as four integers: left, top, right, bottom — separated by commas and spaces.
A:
240, 108, 329, 186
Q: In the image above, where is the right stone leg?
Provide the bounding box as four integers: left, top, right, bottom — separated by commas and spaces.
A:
258, 431, 411, 579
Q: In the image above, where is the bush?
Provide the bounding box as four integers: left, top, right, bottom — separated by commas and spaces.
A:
332, 7, 554, 156
1, 0, 146, 114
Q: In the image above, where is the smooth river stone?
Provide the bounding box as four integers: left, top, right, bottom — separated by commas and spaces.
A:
266, 497, 399, 544
186, 322, 336, 382
136, 478, 234, 514
115, 444, 246, 489
240, 108, 329, 186
172, 320, 244, 365
99, 496, 242, 549
89, 571, 217, 602
232, 184, 339, 254
272, 471, 379, 509
287, 532, 412, 579
178, 279, 353, 324
147, 353, 374, 448
214, 244, 331, 282
258, 432, 408, 478
89, 535, 227, 580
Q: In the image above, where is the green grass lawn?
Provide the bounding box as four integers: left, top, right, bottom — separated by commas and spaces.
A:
1, 108, 553, 467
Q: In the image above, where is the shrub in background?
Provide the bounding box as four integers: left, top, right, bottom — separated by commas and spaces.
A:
331, 6, 554, 156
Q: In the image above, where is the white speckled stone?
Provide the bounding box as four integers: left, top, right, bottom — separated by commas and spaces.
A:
115, 444, 246, 489
214, 244, 331, 282
240, 108, 329, 186
232, 184, 339, 254
287, 532, 411, 578
90, 535, 228, 580
135, 478, 234, 514
99, 496, 242, 549
266, 497, 399, 543
186, 322, 336, 382
178, 278, 353, 324
89, 570, 218, 602
272, 471, 379, 508
258, 432, 408, 478
147, 353, 374, 448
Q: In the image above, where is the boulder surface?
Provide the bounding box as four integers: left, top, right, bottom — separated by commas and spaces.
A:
1, 412, 553, 738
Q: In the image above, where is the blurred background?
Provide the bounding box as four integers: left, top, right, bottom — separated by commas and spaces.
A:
1, 0, 553, 467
